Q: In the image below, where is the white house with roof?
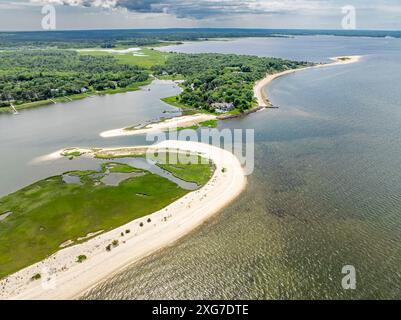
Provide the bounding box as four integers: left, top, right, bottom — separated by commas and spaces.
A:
211, 102, 235, 113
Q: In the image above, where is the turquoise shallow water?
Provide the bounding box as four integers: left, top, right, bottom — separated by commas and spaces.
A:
82, 36, 401, 299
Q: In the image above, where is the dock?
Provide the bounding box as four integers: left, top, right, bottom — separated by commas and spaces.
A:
10, 103, 19, 115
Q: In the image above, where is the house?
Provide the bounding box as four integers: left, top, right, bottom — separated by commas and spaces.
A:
211, 102, 235, 113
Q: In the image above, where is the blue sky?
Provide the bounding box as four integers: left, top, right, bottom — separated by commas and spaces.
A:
0, 0, 400, 31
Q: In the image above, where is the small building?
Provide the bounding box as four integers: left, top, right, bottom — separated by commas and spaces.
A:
211, 102, 235, 113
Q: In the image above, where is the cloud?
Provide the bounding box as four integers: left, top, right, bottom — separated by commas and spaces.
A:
29, 0, 328, 19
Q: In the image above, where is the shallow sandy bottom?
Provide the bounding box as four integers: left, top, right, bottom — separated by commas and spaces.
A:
253, 55, 363, 107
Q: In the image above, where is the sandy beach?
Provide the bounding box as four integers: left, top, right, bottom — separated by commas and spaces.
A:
101, 56, 362, 140
253, 55, 362, 107
101, 114, 217, 138
0, 140, 246, 300
0, 55, 362, 300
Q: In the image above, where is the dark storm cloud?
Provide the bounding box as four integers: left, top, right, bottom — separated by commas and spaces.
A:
30, 0, 320, 19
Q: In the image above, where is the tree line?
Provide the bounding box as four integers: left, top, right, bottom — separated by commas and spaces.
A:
0, 50, 148, 107
152, 53, 308, 112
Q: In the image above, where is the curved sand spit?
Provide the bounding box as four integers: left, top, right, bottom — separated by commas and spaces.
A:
254, 55, 363, 107
101, 114, 217, 138
1, 55, 361, 299
0, 140, 246, 300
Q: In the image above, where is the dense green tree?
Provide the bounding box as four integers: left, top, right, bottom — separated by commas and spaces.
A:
152, 53, 308, 112
0, 50, 149, 107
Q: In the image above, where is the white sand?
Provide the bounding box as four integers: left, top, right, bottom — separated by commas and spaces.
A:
30, 148, 93, 164
100, 114, 217, 138
0, 140, 246, 300
254, 55, 363, 107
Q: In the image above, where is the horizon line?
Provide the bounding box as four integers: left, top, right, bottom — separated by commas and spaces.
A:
0, 27, 401, 33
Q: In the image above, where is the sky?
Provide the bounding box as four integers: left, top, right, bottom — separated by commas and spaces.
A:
0, 0, 400, 31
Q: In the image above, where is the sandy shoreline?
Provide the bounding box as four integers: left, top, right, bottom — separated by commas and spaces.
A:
0, 55, 362, 300
0, 140, 246, 300
253, 55, 362, 107
101, 56, 362, 139
101, 114, 217, 138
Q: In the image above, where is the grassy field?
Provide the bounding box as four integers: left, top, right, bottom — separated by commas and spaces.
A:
176, 120, 218, 132
154, 153, 214, 185
78, 47, 171, 68
103, 162, 142, 173
161, 95, 213, 115
161, 95, 190, 109
0, 158, 212, 278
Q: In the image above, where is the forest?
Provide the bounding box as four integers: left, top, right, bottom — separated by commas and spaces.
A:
0, 48, 308, 112
152, 53, 308, 112
0, 50, 148, 107
1, 28, 396, 49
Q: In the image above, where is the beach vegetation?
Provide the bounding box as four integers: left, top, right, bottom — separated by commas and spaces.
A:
0, 156, 213, 278
154, 153, 214, 185
31, 273, 41, 281
76, 255, 87, 263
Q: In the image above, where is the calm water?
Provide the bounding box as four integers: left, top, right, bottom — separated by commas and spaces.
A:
82, 36, 401, 299
0, 80, 181, 197
2, 36, 401, 299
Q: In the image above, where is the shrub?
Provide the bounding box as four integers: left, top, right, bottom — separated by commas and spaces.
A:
125, 229, 131, 234
139, 222, 144, 227
106, 244, 112, 251
31, 273, 41, 281
147, 218, 152, 223
112, 240, 119, 247
76, 255, 87, 263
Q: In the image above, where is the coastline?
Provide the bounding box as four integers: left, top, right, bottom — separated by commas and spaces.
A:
0, 140, 246, 300
100, 113, 217, 138
253, 55, 363, 107
0, 80, 153, 114
99, 55, 363, 136
0, 55, 362, 300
